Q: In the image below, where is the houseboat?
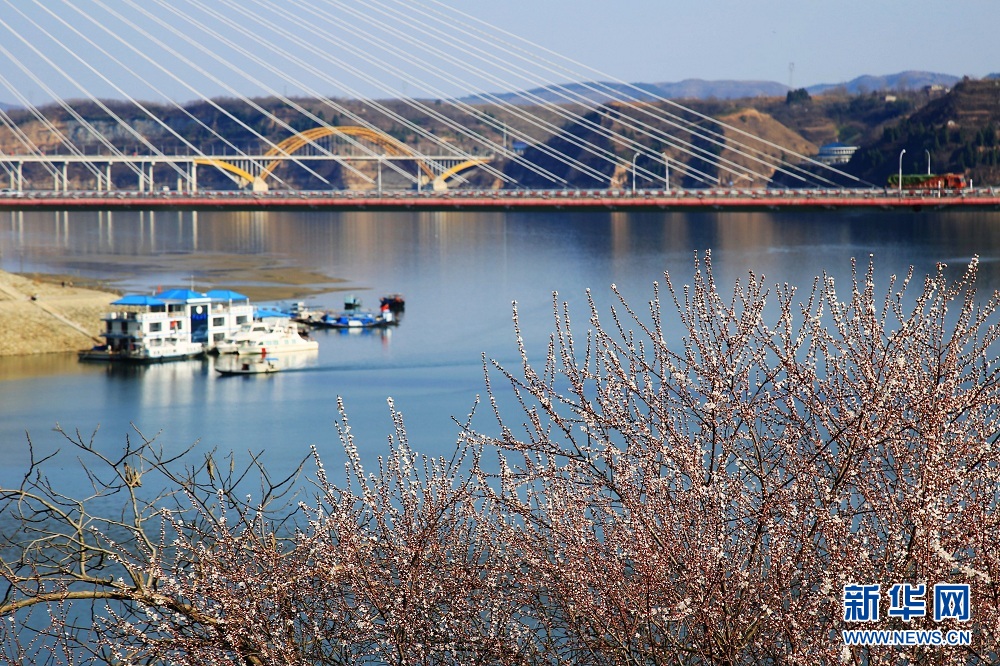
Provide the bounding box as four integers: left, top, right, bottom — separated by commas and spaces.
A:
83, 288, 256, 362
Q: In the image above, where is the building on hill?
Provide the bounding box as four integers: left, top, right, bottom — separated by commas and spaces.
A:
817, 142, 859, 165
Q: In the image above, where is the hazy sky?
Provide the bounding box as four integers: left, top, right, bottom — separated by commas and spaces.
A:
476, 0, 997, 85
0, 0, 995, 105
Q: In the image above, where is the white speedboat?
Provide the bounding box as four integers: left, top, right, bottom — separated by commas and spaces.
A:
215, 320, 280, 354
233, 324, 319, 355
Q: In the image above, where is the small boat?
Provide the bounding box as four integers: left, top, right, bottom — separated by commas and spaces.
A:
216, 356, 281, 375
292, 294, 405, 330
320, 310, 394, 329
290, 294, 404, 329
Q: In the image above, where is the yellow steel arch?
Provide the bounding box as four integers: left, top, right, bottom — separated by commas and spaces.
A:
432, 158, 490, 191
194, 158, 267, 191
260, 126, 435, 182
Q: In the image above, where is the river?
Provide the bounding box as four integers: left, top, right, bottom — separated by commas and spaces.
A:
2, 207, 1000, 493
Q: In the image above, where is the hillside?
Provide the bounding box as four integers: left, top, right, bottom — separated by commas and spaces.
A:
825, 78, 1000, 187
807, 71, 959, 96
459, 71, 960, 105
716, 108, 817, 185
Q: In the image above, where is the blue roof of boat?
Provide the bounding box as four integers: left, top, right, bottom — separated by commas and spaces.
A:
254, 307, 291, 319
206, 289, 250, 301
156, 288, 209, 301
112, 294, 166, 306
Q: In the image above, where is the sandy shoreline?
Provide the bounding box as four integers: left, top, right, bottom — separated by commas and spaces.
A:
0, 270, 116, 356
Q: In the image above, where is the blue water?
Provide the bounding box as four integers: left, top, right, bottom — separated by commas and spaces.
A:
3, 208, 1000, 492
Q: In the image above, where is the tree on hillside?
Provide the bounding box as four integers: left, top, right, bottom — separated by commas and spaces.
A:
3, 255, 1000, 665
785, 88, 811, 105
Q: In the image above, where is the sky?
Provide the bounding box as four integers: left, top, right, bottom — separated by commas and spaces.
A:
0, 0, 996, 105
475, 0, 998, 86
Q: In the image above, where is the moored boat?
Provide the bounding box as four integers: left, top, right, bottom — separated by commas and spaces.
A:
321, 310, 392, 329
215, 318, 289, 354
291, 295, 402, 330
80, 288, 256, 362
232, 323, 318, 355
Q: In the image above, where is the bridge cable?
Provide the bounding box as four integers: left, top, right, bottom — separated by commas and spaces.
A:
207, 0, 525, 187
133, 0, 378, 187
53, 0, 302, 190
302, 0, 622, 186
90, 0, 327, 189
6, 0, 198, 187
30, 0, 297, 191
153, 0, 428, 186
414, 0, 861, 187
30, 0, 302, 192
108, 0, 337, 188
0, 104, 61, 181
216, 0, 493, 184
348, 0, 731, 186
0, 38, 111, 183
389, 0, 803, 186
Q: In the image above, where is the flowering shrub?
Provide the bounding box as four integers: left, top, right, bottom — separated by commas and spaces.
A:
3, 254, 1000, 665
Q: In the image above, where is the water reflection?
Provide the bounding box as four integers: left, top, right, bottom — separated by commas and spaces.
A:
0, 352, 100, 382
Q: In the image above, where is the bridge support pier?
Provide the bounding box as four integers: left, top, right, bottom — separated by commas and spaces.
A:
52, 162, 66, 192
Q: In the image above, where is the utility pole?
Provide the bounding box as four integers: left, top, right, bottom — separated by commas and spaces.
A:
632, 152, 640, 193
898, 149, 906, 196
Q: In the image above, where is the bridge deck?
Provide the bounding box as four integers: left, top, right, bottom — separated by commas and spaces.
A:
2, 190, 999, 212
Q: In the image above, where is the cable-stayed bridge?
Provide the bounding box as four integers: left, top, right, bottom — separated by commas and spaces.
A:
0, 0, 996, 210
